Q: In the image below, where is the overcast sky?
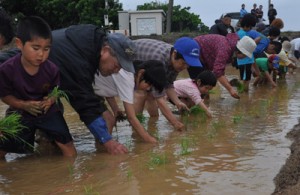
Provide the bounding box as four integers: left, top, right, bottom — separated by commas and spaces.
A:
119, 0, 300, 32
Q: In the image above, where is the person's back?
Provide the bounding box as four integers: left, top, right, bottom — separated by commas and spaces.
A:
0, 9, 14, 49
0, 16, 76, 159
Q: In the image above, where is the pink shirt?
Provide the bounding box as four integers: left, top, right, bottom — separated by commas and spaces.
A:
174, 79, 202, 105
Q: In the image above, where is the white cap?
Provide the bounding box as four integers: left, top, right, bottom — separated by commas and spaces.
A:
282, 41, 291, 52
236, 36, 257, 58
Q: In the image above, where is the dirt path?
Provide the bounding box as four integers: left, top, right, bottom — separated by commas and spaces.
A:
272, 119, 300, 194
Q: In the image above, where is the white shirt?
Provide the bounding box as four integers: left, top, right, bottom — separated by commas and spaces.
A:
93, 68, 135, 104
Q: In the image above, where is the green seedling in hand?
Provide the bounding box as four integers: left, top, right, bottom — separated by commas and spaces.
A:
48, 86, 69, 103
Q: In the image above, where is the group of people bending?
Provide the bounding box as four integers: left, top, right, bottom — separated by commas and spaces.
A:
0, 11, 297, 160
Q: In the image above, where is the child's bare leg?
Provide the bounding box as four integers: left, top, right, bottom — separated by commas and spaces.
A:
145, 95, 159, 117
55, 141, 77, 157
243, 80, 250, 92
0, 150, 6, 160
134, 90, 147, 114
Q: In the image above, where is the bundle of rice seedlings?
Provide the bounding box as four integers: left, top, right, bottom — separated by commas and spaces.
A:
0, 113, 25, 140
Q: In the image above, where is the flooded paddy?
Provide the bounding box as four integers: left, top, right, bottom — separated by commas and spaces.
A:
1, 66, 300, 195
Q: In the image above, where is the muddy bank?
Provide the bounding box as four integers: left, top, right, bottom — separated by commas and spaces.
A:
273, 119, 300, 194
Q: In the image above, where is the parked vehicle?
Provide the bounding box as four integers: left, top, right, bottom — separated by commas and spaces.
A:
220, 12, 268, 31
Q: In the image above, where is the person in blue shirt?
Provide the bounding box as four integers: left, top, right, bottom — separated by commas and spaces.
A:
240, 4, 248, 18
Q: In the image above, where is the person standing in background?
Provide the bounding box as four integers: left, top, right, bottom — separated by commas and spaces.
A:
268, 4, 277, 25
256, 5, 264, 23
250, 3, 258, 22
240, 4, 248, 18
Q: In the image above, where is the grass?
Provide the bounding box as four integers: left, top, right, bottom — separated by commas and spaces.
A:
47, 86, 69, 103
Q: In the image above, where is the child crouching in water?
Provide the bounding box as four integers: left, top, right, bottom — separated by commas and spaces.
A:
254, 54, 280, 87
173, 70, 217, 118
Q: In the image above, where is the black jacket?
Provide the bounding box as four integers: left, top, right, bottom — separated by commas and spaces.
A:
49, 24, 107, 125
209, 23, 235, 36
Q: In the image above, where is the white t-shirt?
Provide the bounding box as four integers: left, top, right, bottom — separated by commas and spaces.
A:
93, 69, 135, 104
290, 38, 300, 58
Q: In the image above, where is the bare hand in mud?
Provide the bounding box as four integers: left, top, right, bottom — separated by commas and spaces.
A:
104, 140, 128, 154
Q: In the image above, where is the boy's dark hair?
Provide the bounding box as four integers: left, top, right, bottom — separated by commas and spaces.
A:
279, 36, 290, 43
268, 27, 280, 37
170, 47, 184, 60
16, 16, 52, 44
195, 70, 217, 87
270, 41, 282, 54
240, 13, 256, 28
134, 60, 167, 93
0, 9, 14, 45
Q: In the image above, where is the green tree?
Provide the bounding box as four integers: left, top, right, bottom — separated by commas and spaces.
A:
0, 0, 123, 29
137, 1, 208, 33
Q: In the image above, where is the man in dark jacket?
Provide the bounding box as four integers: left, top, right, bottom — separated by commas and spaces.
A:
268, 4, 277, 25
0, 24, 135, 155
209, 14, 235, 36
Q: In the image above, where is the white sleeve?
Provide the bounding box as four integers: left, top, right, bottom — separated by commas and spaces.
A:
112, 69, 135, 104
93, 73, 118, 97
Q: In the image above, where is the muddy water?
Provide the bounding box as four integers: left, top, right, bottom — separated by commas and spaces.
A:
1, 67, 300, 195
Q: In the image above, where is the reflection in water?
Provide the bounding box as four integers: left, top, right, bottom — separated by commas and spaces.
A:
1, 67, 300, 194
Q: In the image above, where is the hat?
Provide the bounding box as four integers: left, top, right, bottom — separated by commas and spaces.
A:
256, 22, 266, 32
107, 33, 136, 73
174, 37, 202, 67
236, 36, 257, 58
268, 55, 280, 69
282, 41, 291, 53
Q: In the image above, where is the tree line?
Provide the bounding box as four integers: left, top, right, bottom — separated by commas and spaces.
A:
0, 0, 208, 33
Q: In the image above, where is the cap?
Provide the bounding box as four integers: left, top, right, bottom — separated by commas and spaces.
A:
174, 37, 202, 67
256, 22, 266, 32
268, 55, 280, 69
107, 33, 136, 73
282, 41, 291, 53
236, 36, 257, 58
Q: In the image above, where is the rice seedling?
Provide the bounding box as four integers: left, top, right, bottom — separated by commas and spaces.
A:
47, 86, 69, 103
232, 115, 243, 124
84, 185, 99, 195
0, 113, 34, 150
126, 169, 133, 180
67, 164, 74, 175
136, 113, 146, 124
180, 137, 192, 155
237, 82, 245, 93
147, 152, 168, 169
0, 113, 25, 140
